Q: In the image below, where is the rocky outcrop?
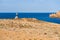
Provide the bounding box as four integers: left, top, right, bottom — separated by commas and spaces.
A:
50, 11, 60, 18
0, 18, 60, 40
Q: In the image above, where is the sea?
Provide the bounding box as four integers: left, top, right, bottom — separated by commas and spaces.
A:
0, 13, 60, 24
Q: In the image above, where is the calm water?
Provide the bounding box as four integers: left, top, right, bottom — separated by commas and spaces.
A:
0, 13, 60, 24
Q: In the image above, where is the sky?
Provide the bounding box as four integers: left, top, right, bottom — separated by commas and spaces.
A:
0, 0, 60, 12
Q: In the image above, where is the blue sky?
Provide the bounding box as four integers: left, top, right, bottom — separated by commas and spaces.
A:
0, 0, 60, 12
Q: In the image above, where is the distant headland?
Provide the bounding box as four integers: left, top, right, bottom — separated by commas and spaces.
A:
50, 11, 60, 18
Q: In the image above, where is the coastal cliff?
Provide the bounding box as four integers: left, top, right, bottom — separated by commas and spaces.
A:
0, 18, 60, 40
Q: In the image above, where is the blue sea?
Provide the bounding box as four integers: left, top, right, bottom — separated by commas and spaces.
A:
0, 13, 60, 24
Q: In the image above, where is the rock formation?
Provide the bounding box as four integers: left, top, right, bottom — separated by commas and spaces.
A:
50, 11, 60, 18
0, 18, 60, 40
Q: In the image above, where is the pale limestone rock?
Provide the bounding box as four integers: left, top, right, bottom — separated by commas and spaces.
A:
56, 11, 60, 17
50, 11, 60, 18
50, 14, 57, 18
